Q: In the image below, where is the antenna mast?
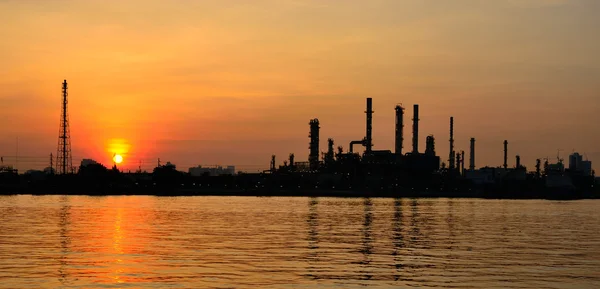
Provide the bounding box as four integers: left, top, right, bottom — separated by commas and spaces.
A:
56, 80, 73, 174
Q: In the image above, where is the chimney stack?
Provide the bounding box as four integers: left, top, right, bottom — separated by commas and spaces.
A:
516, 155, 521, 168
449, 117, 455, 170
365, 98, 373, 154
394, 105, 404, 155
469, 138, 476, 171
503, 140, 508, 169
412, 104, 419, 154
461, 150, 465, 175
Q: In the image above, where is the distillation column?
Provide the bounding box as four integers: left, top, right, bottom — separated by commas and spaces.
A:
412, 104, 419, 154
395, 104, 404, 155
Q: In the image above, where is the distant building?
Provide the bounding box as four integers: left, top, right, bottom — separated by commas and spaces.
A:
189, 165, 235, 177
568, 152, 592, 176
465, 167, 510, 185
580, 160, 592, 176
569, 153, 583, 170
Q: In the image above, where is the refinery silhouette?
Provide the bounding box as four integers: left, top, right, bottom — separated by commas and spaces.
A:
0, 80, 597, 199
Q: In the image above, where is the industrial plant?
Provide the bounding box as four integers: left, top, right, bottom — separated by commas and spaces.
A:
0, 80, 597, 199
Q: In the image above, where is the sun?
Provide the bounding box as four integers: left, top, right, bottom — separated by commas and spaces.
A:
113, 154, 123, 164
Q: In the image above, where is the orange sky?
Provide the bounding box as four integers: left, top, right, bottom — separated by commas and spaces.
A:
1, 0, 599, 172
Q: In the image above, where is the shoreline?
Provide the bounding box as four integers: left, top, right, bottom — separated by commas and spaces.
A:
1, 188, 598, 200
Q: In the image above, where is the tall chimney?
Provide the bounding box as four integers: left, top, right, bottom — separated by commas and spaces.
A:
469, 138, 475, 171
394, 105, 404, 155
503, 140, 508, 169
365, 97, 373, 153
412, 104, 419, 154
461, 150, 465, 175
449, 117, 455, 170
516, 155, 521, 168
309, 118, 320, 171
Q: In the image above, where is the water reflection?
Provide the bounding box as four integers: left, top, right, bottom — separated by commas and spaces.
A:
306, 197, 319, 280
0, 196, 598, 288
409, 198, 421, 245
392, 198, 404, 279
360, 198, 373, 280
58, 196, 71, 286
307, 197, 319, 251
447, 198, 456, 249
111, 208, 125, 284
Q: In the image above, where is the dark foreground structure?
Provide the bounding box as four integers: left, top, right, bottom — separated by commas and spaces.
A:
0, 165, 598, 200
1, 97, 596, 199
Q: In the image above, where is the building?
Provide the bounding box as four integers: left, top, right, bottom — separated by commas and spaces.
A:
189, 165, 235, 177
580, 160, 592, 176
569, 153, 583, 170
569, 152, 593, 176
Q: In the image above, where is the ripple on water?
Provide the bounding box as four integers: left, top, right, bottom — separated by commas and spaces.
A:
0, 196, 599, 289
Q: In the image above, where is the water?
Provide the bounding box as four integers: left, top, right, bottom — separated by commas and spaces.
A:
0, 196, 599, 288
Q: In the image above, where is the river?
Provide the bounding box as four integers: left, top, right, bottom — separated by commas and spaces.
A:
0, 196, 598, 288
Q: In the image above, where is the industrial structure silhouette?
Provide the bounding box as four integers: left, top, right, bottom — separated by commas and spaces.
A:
0, 80, 597, 198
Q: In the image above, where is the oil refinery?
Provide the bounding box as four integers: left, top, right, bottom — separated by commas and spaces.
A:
0, 81, 597, 199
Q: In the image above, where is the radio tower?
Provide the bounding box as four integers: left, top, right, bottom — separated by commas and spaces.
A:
56, 79, 73, 174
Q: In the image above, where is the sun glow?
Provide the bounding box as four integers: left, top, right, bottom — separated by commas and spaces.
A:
113, 154, 123, 164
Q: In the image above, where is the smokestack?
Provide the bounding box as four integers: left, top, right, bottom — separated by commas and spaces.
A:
412, 104, 419, 154
394, 105, 404, 155
469, 138, 475, 171
449, 117, 455, 170
309, 118, 320, 171
365, 97, 373, 153
461, 150, 465, 175
503, 140, 508, 169
516, 155, 521, 168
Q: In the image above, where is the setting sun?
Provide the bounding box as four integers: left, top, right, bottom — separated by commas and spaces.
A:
113, 154, 123, 164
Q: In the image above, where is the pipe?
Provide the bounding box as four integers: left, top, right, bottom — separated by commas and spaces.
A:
412, 104, 419, 154
365, 98, 373, 153
395, 105, 404, 155
349, 139, 365, 153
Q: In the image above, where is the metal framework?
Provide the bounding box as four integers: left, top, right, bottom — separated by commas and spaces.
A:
56, 80, 73, 174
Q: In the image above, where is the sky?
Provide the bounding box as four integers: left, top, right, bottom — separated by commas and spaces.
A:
0, 0, 599, 172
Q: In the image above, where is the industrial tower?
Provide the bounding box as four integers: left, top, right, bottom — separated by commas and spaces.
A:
309, 118, 320, 171
365, 98, 374, 153
394, 104, 404, 155
56, 79, 73, 174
